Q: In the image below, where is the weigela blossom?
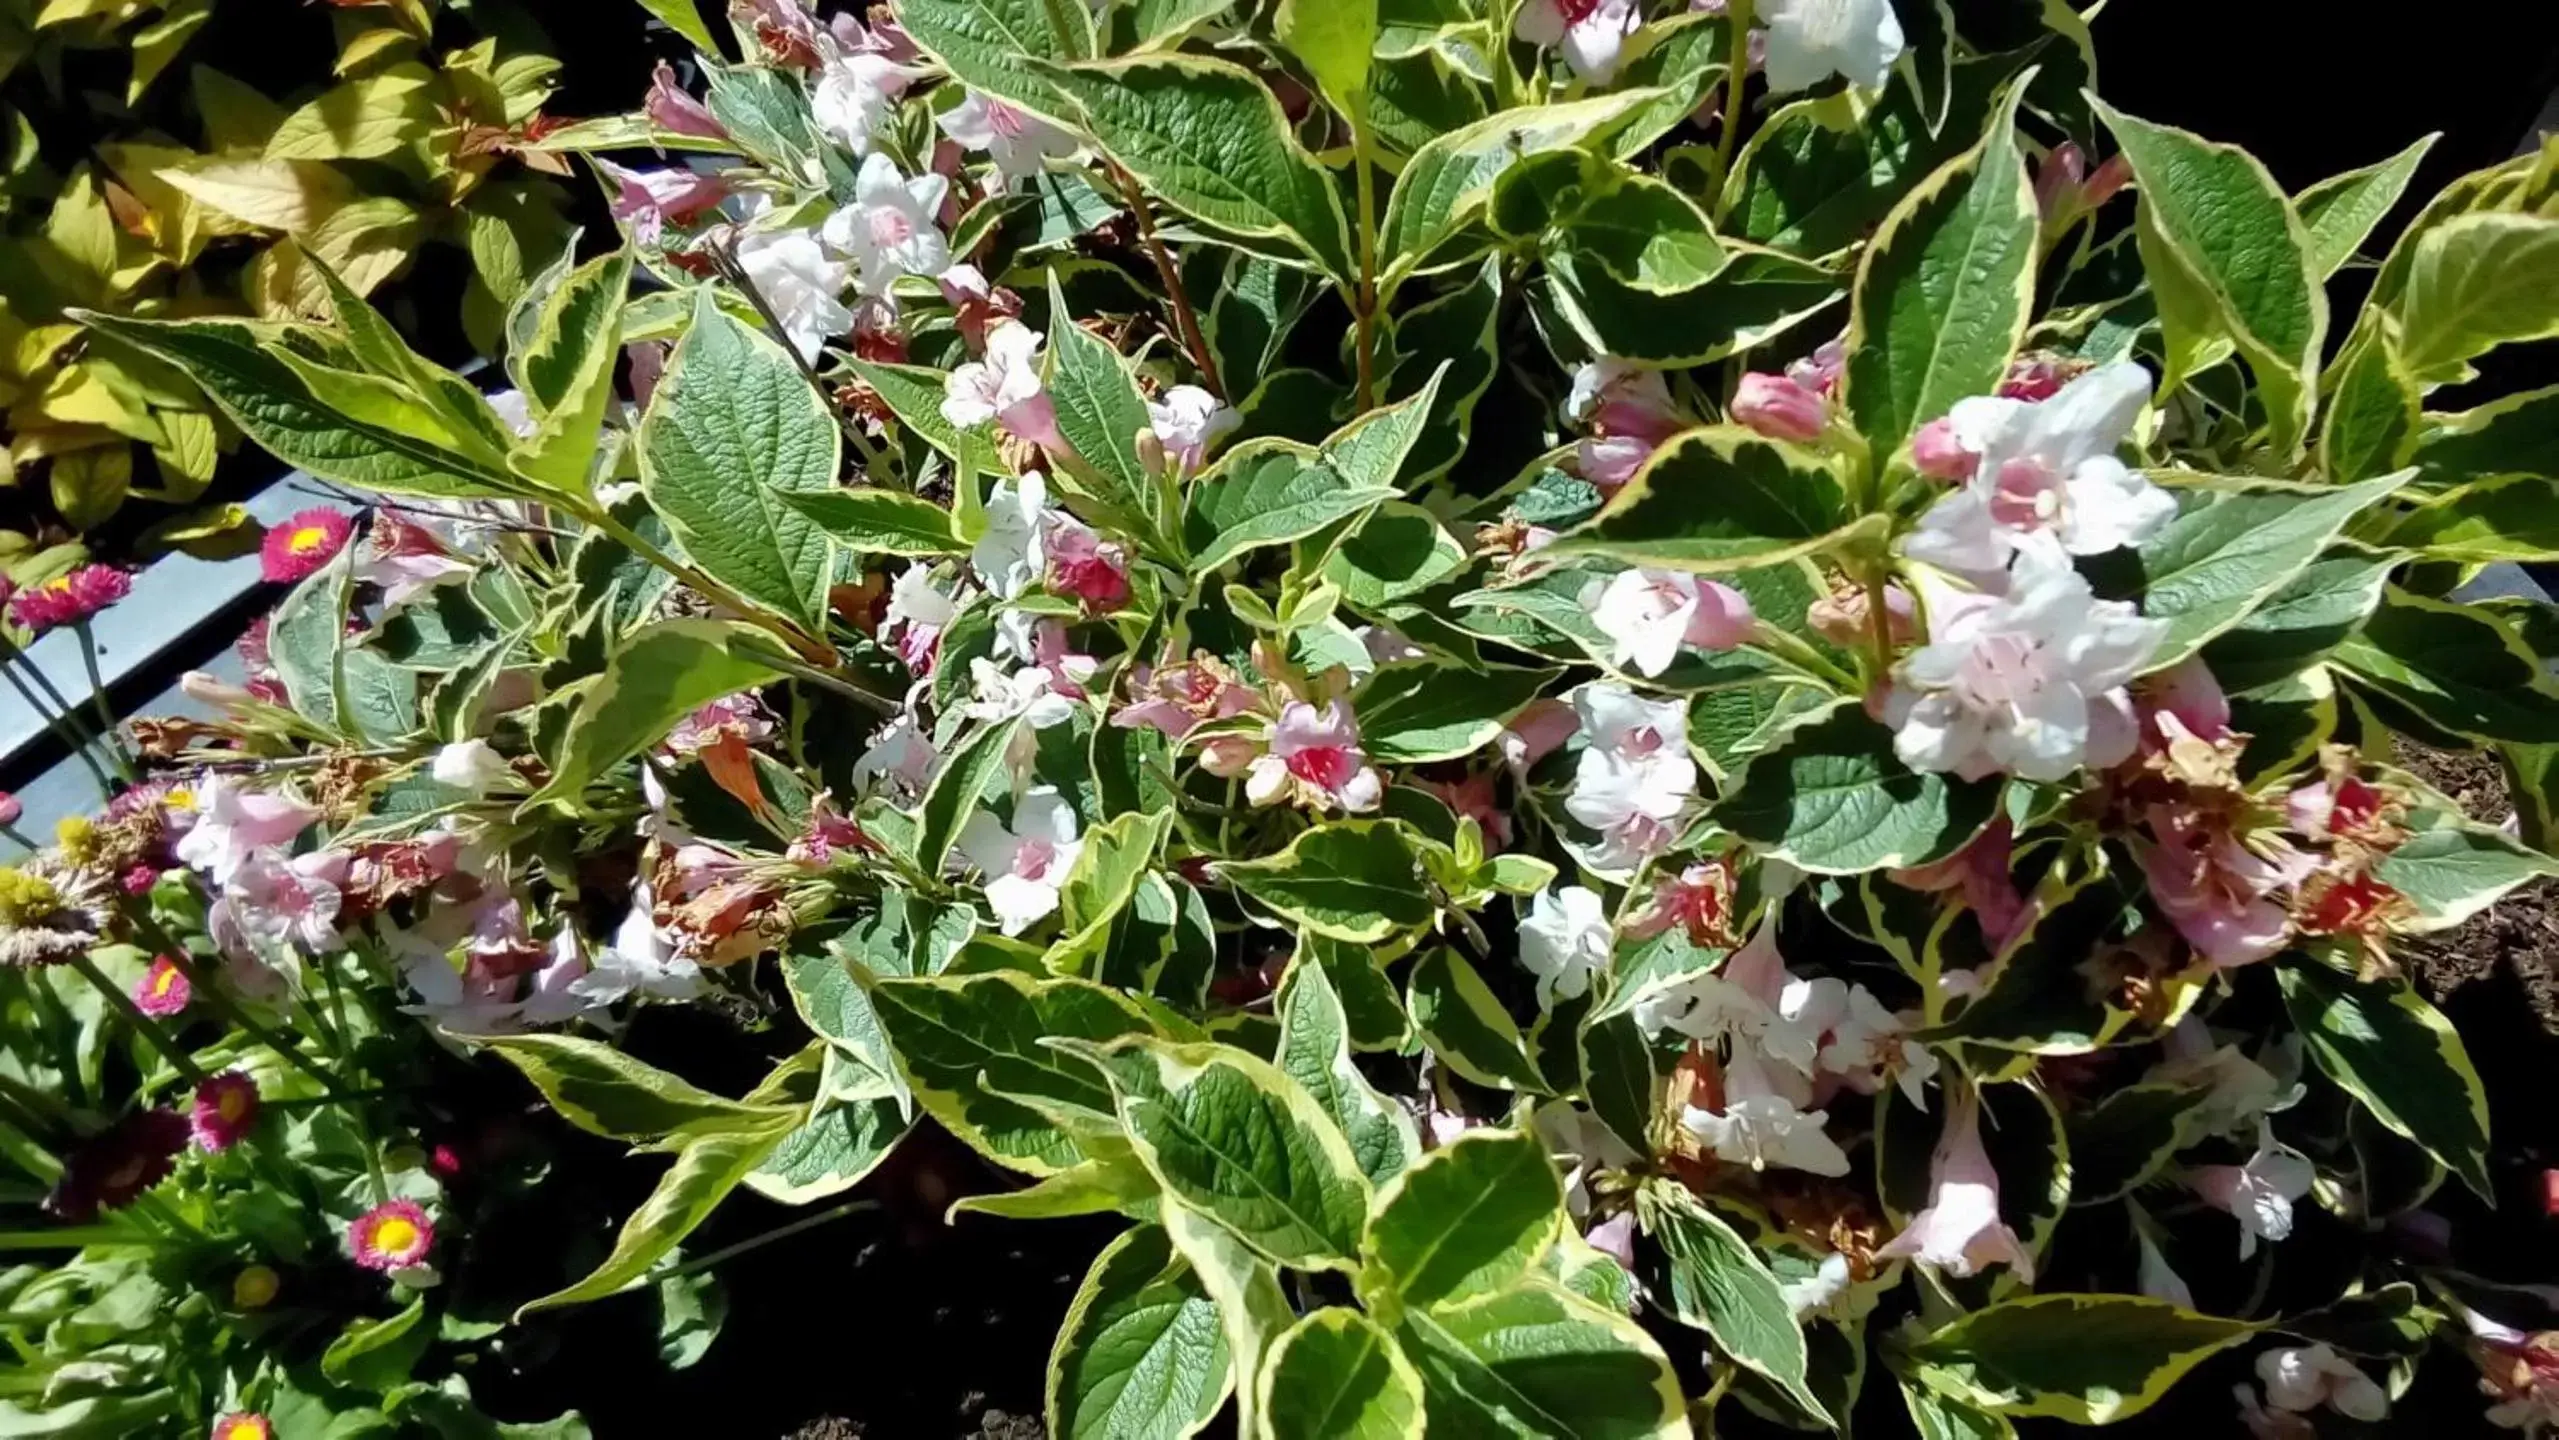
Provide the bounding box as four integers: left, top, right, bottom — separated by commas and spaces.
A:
1876, 1086, 2034, 1278
1569, 359, 1685, 493
2186, 1121, 2315, 1258
349, 1198, 436, 1272
2254, 1345, 2388, 1423
645, 60, 724, 139
570, 882, 706, 1007
600, 160, 731, 245
973, 471, 1051, 598
133, 954, 192, 1016
963, 621, 1095, 729
942, 321, 1062, 449
1626, 861, 1737, 946
1886, 544, 2164, 782
1247, 701, 1384, 814
1114, 654, 1258, 740
259, 508, 353, 584
882, 563, 958, 669
1146, 385, 1240, 476
1901, 361, 2177, 583
356, 513, 473, 604
1514, 0, 1643, 83
1731, 371, 1829, 443
431, 739, 515, 795
1680, 1048, 1852, 1176
735, 228, 855, 362
822, 153, 951, 298
937, 91, 1076, 183
1566, 682, 1697, 872
1758, 0, 1906, 94
1046, 513, 1130, 610
956, 788, 1083, 936
1518, 885, 1613, 1009
1584, 569, 1755, 678
10, 564, 130, 633
174, 775, 318, 884
852, 712, 938, 798
664, 693, 774, 755
810, 49, 909, 155
190, 1071, 260, 1152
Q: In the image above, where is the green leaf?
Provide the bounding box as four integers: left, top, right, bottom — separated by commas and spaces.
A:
2296, 134, 2436, 280
1351, 660, 1556, 764
75, 313, 528, 501
1546, 245, 1842, 368
780, 487, 964, 558
1579, 1012, 1658, 1155
1607, 13, 1731, 159
1406, 948, 1542, 1091
2378, 818, 2559, 931
2411, 384, 2559, 485
517, 1127, 791, 1319
1292, 932, 1413, 1051
881, 0, 1092, 121
1360, 1129, 1561, 1312
630, 0, 718, 53
913, 715, 1028, 876
1378, 93, 1662, 285
1261, 1308, 1425, 1440
1183, 441, 1393, 577
1900, 1293, 2258, 1424
1639, 1185, 1827, 1426
2127, 472, 2412, 670
1900, 1378, 2015, 1440
511, 249, 634, 492
1047, 809, 1180, 974
867, 970, 1162, 1174
1046, 277, 1159, 518
1160, 1200, 1298, 1440
1038, 54, 1354, 280
2318, 328, 2419, 483
1219, 822, 1437, 942
2388, 476, 2559, 563
321, 1297, 429, 1391
1542, 426, 1858, 573
483, 1034, 795, 1143
1394, 1279, 1687, 1439
1274, 0, 1377, 116
1276, 959, 1420, 1186
638, 288, 839, 631
2061, 1082, 2209, 1206
1566, 175, 1725, 294
2396, 213, 2559, 385
2095, 99, 2325, 454
1047, 1225, 1233, 1440
2276, 957, 2491, 1200
1715, 701, 2002, 873
528, 620, 787, 806
1070, 1037, 1374, 1270
746, 1094, 910, 1204
1841, 80, 2037, 463
2332, 588, 2559, 744
1324, 503, 1467, 609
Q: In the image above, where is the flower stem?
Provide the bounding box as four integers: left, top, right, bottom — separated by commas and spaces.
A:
1712, 0, 1756, 196
0, 651, 113, 801
67, 623, 135, 781
64, 951, 205, 1088
652, 1197, 881, 1284
1106, 163, 1224, 400
1351, 116, 1382, 414
315, 959, 389, 1207
121, 905, 356, 1098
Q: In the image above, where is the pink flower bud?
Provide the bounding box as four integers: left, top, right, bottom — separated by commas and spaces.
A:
1198, 734, 1258, 778
1683, 580, 1756, 651
1730, 372, 1827, 443
1910, 417, 1976, 481
2084, 154, 2133, 210
2034, 142, 2087, 217
644, 62, 726, 141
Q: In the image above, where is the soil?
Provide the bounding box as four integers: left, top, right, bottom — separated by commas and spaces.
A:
2397, 743, 2559, 1035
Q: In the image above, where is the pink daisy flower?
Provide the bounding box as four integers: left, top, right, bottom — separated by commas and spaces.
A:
9, 565, 131, 634
348, 1198, 435, 1271
190, 1071, 260, 1152
211, 1415, 274, 1440
133, 955, 192, 1017
260, 508, 354, 584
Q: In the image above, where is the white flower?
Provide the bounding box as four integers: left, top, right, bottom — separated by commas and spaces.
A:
1246, 700, 1385, 814
571, 883, 705, 1006
1564, 749, 1693, 872
2187, 1121, 2316, 1259
1901, 362, 2176, 582
397, 947, 521, 1034
1884, 543, 2165, 782
1582, 569, 1755, 678
937, 91, 1076, 183
1781, 1253, 1854, 1320
1679, 1050, 1850, 1176
962, 626, 1093, 730
1532, 1099, 1639, 1219
487, 389, 538, 438
811, 52, 904, 155
1514, 0, 1643, 82
884, 563, 958, 632
942, 320, 1048, 428
430, 740, 513, 794
851, 712, 938, 798
2257, 1345, 2388, 1422
734, 228, 854, 362
1815, 983, 1940, 1108
972, 470, 1050, 598
1146, 384, 1239, 474
2155, 1019, 2296, 1138
1518, 886, 1613, 1009
955, 787, 1083, 936
821, 152, 951, 299
1758, 0, 1906, 94
173, 775, 319, 885
1573, 681, 1687, 762
514, 929, 605, 1028
1876, 1086, 2036, 1280
221, 850, 346, 955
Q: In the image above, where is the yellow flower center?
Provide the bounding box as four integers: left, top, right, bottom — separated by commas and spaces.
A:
165, 787, 196, 813
150, 967, 181, 998
0, 868, 62, 926
219, 1089, 249, 1122
372, 1217, 419, 1255
53, 816, 97, 864
286, 525, 332, 555
232, 1265, 280, 1309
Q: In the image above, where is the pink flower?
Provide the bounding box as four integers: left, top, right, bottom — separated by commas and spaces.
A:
1786, 337, 1847, 397
173, 775, 319, 883
259, 509, 353, 584
601, 160, 731, 245
2136, 806, 2304, 968
2034, 142, 2090, 218
10, 565, 131, 633
1114, 654, 1258, 740
2187, 1123, 2314, 1259
1998, 353, 2076, 402
788, 791, 869, 867
1585, 570, 1756, 677
348, 1199, 436, 1271
644, 61, 726, 140
353, 512, 471, 604
1891, 816, 2029, 952
1247, 700, 1383, 813
190, 1071, 260, 1151
1625, 861, 1736, 946
1876, 1086, 2035, 1280
1910, 417, 1975, 480
1045, 515, 1130, 611
2140, 656, 2232, 746
1731, 372, 1828, 443
1498, 698, 1579, 771
0, 790, 19, 826
665, 693, 773, 755
133, 955, 192, 1017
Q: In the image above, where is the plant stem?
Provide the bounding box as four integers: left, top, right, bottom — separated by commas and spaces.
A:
64, 951, 204, 1088
67, 624, 134, 780
1351, 117, 1382, 413
1861, 566, 1897, 682
0, 651, 113, 801
315, 959, 389, 1207
760, 653, 895, 714
125, 907, 357, 1099
653, 1197, 881, 1284
1712, 0, 1756, 196
1106, 164, 1224, 399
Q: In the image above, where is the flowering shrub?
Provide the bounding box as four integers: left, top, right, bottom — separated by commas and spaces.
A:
17, 0, 2559, 1433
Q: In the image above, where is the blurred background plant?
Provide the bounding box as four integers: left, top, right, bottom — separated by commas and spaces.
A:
0, 0, 579, 583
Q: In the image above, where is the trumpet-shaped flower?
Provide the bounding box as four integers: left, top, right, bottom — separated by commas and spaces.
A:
2187, 1122, 2315, 1259
1680, 1049, 1851, 1176
941, 321, 1058, 449
1875, 1087, 2035, 1279
972, 471, 1050, 598
734, 228, 855, 362
1247, 701, 1384, 814
1515, 0, 1643, 83
1518, 885, 1612, 1009
822, 153, 950, 297
1759, 0, 1906, 93
1147, 385, 1240, 476
956, 788, 1083, 936
1585, 569, 1755, 678
937, 91, 1076, 182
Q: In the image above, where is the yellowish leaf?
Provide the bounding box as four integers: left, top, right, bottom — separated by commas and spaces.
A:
128, 0, 213, 102
335, 25, 419, 76
265, 63, 441, 162
158, 157, 356, 233
193, 65, 288, 152
33, 0, 141, 30
150, 409, 221, 500
51, 443, 132, 530
38, 168, 119, 303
